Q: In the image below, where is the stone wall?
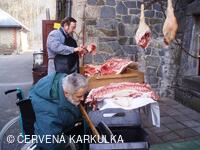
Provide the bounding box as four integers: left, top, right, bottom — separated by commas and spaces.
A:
174, 0, 200, 109
74, 0, 183, 98
179, 0, 200, 77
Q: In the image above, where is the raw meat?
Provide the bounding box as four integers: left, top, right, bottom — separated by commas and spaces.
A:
84, 58, 138, 76
163, 0, 178, 45
87, 43, 96, 55
84, 64, 100, 77
135, 4, 151, 49
100, 58, 138, 75
86, 82, 160, 104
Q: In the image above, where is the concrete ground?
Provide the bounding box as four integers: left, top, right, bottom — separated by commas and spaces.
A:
0, 52, 33, 84
0, 52, 33, 150
150, 138, 200, 150
0, 52, 33, 130
141, 97, 200, 149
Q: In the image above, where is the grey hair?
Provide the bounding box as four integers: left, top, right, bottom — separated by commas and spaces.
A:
62, 73, 88, 94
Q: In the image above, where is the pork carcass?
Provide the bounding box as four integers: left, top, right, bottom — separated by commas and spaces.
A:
86, 82, 160, 103
135, 4, 151, 49
163, 0, 178, 45
84, 58, 138, 77
99, 58, 138, 75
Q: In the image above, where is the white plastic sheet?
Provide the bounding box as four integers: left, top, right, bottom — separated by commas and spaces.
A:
98, 97, 160, 127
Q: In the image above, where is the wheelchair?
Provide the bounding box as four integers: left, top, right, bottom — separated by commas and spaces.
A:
0, 88, 77, 150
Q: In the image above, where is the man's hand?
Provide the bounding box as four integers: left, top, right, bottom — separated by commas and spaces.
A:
74, 45, 87, 57
74, 46, 84, 53
80, 44, 87, 50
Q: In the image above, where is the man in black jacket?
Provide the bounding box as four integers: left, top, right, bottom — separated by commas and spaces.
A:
47, 17, 86, 74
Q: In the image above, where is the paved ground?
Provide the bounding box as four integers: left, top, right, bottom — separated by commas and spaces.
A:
0, 52, 33, 84
150, 138, 200, 150
141, 97, 200, 149
0, 52, 33, 130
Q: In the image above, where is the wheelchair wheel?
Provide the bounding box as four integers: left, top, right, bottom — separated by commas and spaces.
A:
0, 116, 77, 150
0, 116, 28, 150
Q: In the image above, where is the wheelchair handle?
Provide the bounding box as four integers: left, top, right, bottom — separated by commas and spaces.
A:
4, 89, 17, 95
4, 88, 24, 100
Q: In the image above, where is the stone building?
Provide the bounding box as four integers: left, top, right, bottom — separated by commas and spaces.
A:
71, 0, 200, 109
0, 9, 29, 54
174, 0, 200, 112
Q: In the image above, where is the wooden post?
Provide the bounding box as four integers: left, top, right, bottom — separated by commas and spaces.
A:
79, 4, 87, 67
79, 104, 100, 141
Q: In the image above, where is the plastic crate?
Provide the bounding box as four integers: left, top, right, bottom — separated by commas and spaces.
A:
88, 108, 141, 127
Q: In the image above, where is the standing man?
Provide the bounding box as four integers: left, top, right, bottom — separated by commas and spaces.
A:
47, 17, 86, 74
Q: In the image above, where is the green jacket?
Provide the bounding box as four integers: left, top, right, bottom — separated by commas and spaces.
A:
29, 73, 82, 150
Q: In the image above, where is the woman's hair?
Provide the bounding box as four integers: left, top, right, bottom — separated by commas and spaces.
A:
61, 17, 77, 27
62, 73, 88, 94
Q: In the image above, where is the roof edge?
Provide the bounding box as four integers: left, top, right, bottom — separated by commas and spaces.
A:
0, 8, 30, 32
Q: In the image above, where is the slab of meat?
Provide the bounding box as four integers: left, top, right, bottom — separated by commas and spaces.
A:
86, 82, 160, 104
100, 58, 138, 75
78, 43, 97, 57
135, 4, 151, 49
84, 64, 100, 77
163, 0, 178, 45
87, 43, 96, 55
84, 58, 138, 76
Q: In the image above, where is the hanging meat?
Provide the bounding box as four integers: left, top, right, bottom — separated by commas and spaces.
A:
86, 43, 96, 55
135, 4, 151, 49
163, 0, 178, 45
78, 43, 97, 57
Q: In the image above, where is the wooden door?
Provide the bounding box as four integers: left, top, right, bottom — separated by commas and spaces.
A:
42, 20, 60, 66
32, 20, 60, 84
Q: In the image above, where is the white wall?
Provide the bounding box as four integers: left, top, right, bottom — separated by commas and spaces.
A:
20, 31, 29, 52
0, 28, 16, 54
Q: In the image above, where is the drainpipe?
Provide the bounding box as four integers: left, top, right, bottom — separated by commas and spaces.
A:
66, 0, 72, 17
46, 8, 50, 20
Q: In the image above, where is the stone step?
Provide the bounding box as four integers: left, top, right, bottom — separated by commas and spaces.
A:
175, 87, 200, 113
182, 76, 200, 93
